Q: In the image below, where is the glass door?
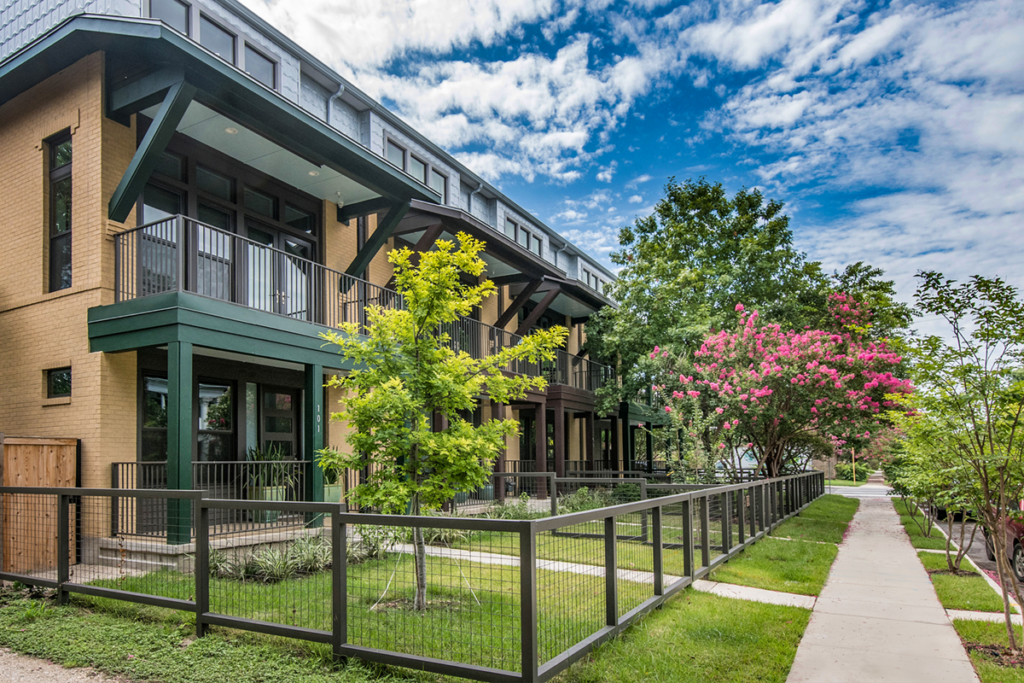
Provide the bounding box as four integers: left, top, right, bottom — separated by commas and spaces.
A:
246, 224, 312, 320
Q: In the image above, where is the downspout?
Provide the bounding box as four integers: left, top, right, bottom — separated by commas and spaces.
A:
468, 179, 483, 215
326, 83, 346, 127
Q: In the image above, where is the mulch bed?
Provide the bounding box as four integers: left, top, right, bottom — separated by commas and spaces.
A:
926, 567, 977, 578
966, 642, 1024, 668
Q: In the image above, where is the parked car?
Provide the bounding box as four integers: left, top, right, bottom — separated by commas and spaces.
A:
983, 501, 1024, 582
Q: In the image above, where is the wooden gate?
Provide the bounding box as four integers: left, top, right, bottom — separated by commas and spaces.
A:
0, 435, 79, 574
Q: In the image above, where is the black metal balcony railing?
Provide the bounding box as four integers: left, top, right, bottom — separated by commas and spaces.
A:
114, 215, 614, 388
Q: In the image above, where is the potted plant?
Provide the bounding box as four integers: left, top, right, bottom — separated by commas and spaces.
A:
320, 455, 345, 510
246, 444, 297, 523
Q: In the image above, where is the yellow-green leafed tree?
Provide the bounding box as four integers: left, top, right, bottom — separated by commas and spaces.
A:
317, 232, 567, 610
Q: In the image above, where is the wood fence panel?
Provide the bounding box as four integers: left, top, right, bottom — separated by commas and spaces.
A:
1, 436, 78, 574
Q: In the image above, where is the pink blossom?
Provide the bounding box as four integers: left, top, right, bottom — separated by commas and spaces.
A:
664, 406, 672, 413
735, 303, 745, 312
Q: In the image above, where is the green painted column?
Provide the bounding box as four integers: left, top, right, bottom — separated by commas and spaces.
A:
304, 364, 325, 505
166, 340, 193, 546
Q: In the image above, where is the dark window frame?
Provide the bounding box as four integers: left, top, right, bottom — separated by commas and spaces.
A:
385, 137, 407, 171
430, 168, 448, 203
137, 126, 323, 260
47, 367, 72, 398
47, 130, 73, 292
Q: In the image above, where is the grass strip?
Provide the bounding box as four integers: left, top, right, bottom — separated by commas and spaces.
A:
893, 498, 947, 550
709, 537, 837, 596
918, 552, 1005, 613
771, 494, 859, 544
561, 589, 810, 683
822, 479, 868, 487
953, 619, 1024, 683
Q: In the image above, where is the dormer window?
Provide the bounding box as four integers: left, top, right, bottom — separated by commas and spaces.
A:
200, 15, 235, 63
244, 45, 276, 89
150, 0, 189, 34
386, 139, 406, 170
505, 218, 542, 256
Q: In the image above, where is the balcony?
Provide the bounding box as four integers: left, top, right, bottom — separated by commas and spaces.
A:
112, 216, 613, 390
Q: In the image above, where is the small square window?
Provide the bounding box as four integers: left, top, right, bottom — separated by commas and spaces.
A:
47, 367, 72, 398
150, 0, 189, 34
244, 187, 276, 218
200, 15, 235, 63
245, 45, 275, 89
196, 166, 233, 201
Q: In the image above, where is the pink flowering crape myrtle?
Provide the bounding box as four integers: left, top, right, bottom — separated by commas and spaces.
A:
658, 294, 913, 477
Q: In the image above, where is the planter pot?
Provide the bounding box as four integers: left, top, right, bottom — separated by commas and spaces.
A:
323, 484, 343, 515
253, 486, 286, 523
455, 491, 469, 505
480, 484, 494, 501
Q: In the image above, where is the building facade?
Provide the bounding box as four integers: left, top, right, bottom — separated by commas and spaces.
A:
0, 1, 660, 520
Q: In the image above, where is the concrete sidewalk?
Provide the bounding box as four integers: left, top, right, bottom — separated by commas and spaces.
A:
787, 495, 979, 683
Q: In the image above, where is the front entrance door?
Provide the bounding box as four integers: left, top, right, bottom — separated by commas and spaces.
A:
261, 387, 299, 459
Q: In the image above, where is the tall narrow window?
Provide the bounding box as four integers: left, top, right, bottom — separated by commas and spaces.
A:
386, 139, 405, 169
48, 132, 72, 292
244, 45, 276, 89
200, 15, 235, 63
430, 169, 447, 203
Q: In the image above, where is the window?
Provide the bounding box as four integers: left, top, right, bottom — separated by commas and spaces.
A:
386, 139, 405, 170
154, 152, 184, 181
284, 205, 314, 233
141, 376, 168, 462
200, 15, 235, 62
196, 165, 233, 201
430, 169, 447, 203
244, 45, 275, 89
244, 187, 276, 218
583, 268, 602, 292
48, 132, 72, 292
142, 184, 182, 224
505, 218, 517, 239
198, 382, 233, 461
409, 156, 427, 183
150, 0, 189, 34
47, 367, 72, 398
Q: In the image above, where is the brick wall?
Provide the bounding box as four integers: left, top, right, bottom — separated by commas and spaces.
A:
0, 52, 138, 488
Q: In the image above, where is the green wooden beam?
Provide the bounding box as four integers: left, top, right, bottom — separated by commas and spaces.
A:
345, 202, 409, 276
108, 66, 187, 118
516, 286, 560, 336
166, 340, 193, 545
337, 197, 394, 224
496, 279, 541, 330
108, 78, 196, 223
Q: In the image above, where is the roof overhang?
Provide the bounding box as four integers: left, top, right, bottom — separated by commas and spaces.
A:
0, 14, 439, 209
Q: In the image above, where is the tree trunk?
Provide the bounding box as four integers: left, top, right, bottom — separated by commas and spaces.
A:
412, 494, 428, 611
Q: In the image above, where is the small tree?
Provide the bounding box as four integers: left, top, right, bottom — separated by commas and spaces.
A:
896, 272, 1024, 649
317, 233, 566, 611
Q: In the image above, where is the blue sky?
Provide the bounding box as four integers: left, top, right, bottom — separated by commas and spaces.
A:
244, 0, 1024, 329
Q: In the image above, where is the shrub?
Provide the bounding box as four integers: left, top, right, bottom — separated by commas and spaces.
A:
288, 535, 333, 573
611, 482, 643, 504
354, 524, 403, 561
833, 463, 870, 481
251, 546, 298, 583
486, 493, 547, 520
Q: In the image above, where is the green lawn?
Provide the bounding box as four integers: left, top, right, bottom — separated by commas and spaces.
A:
0, 592, 376, 683
771, 495, 859, 544
823, 479, 868, 487
917, 552, 1006, 613
953, 619, 1024, 683
893, 498, 947, 550
561, 590, 810, 683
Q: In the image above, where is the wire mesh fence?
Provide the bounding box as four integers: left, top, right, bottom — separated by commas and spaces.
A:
0, 471, 824, 683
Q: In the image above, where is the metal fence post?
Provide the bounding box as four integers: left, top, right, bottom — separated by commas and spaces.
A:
640, 480, 648, 543
748, 486, 757, 539
195, 496, 209, 637
721, 491, 731, 554
682, 497, 694, 580
333, 510, 347, 661
652, 506, 663, 596
56, 493, 70, 605
737, 489, 746, 545
549, 473, 557, 518
521, 526, 539, 683
700, 495, 711, 568
604, 516, 618, 628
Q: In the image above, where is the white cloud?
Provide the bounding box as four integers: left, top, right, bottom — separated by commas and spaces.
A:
628, 194, 643, 203
596, 161, 617, 182
626, 174, 653, 188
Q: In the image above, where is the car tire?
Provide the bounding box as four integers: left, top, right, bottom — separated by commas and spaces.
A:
1014, 543, 1024, 583
985, 533, 996, 561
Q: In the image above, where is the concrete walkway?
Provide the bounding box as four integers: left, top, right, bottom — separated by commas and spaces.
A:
787, 495, 979, 683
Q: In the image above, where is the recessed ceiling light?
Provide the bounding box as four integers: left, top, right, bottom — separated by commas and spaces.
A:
224, 127, 238, 135
308, 170, 320, 177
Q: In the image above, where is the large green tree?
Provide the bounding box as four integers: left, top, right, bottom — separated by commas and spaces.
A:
317, 233, 566, 611
586, 177, 827, 407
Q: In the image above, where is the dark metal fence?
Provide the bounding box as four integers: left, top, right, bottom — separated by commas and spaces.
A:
1, 471, 823, 683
